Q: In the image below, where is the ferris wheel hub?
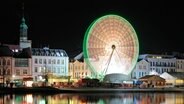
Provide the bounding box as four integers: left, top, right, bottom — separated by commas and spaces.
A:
111, 44, 116, 50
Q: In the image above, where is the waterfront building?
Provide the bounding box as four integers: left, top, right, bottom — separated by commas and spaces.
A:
132, 59, 149, 79
0, 45, 32, 87
13, 47, 32, 87
132, 54, 177, 79
138, 75, 165, 88
68, 52, 92, 82
0, 45, 13, 86
160, 72, 184, 87
176, 59, 184, 72
32, 47, 69, 85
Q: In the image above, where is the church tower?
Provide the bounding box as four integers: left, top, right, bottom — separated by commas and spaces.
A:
19, 3, 32, 49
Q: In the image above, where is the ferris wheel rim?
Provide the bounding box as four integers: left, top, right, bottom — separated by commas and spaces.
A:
83, 14, 139, 78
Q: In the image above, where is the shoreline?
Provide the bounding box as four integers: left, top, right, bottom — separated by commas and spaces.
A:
59, 87, 184, 93
0, 87, 184, 94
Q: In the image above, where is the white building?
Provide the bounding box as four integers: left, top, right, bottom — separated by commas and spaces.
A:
132, 59, 149, 79
32, 47, 69, 84
132, 54, 177, 79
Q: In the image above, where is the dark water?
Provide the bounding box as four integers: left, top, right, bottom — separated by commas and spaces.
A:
0, 92, 183, 104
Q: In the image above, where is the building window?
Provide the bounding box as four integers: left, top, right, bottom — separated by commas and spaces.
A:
3, 59, 6, 65
153, 62, 155, 66
23, 69, 27, 75
35, 76, 37, 81
61, 60, 64, 65
15, 59, 29, 67
6, 69, 10, 75
16, 69, 20, 75
53, 59, 56, 64
35, 67, 38, 73
139, 72, 141, 77
139, 65, 142, 69
48, 59, 51, 64
57, 59, 60, 64
7, 60, 10, 65
39, 59, 42, 64
35, 58, 38, 64
44, 59, 47, 64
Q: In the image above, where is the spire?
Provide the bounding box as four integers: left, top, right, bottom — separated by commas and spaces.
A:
20, 2, 28, 41
20, 3, 27, 29
19, 2, 32, 49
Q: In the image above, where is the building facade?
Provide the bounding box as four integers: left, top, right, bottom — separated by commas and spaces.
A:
176, 59, 184, 72
132, 54, 177, 79
132, 59, 149, 79
32, 47, 69, 85
69, 60, 92, 82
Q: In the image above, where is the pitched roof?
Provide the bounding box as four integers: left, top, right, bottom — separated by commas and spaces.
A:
139, 75, 165, 81
13, 47, 32, 58
32, 48, 68, 57
0, 45, 13, 57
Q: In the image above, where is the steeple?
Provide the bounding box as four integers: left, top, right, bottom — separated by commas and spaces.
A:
20, 3, 28, 42
19, 3, 32, 49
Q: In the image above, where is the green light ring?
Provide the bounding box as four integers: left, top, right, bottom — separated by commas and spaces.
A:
83, 19, 98, 77
83, 14, 139, 77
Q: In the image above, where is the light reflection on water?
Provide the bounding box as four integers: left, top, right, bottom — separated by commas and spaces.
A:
0, 93, 183, 104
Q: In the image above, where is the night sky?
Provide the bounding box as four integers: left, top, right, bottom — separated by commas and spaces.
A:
0, 0, 183, 56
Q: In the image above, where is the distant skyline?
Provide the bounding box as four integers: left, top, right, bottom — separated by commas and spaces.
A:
0, 1, 183, 56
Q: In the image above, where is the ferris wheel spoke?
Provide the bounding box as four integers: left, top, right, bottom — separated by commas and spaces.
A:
90, 34, 108, 45
88, 48, 105, 57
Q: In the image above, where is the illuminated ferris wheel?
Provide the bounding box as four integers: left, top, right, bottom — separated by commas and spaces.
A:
83, 14, 139, 78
